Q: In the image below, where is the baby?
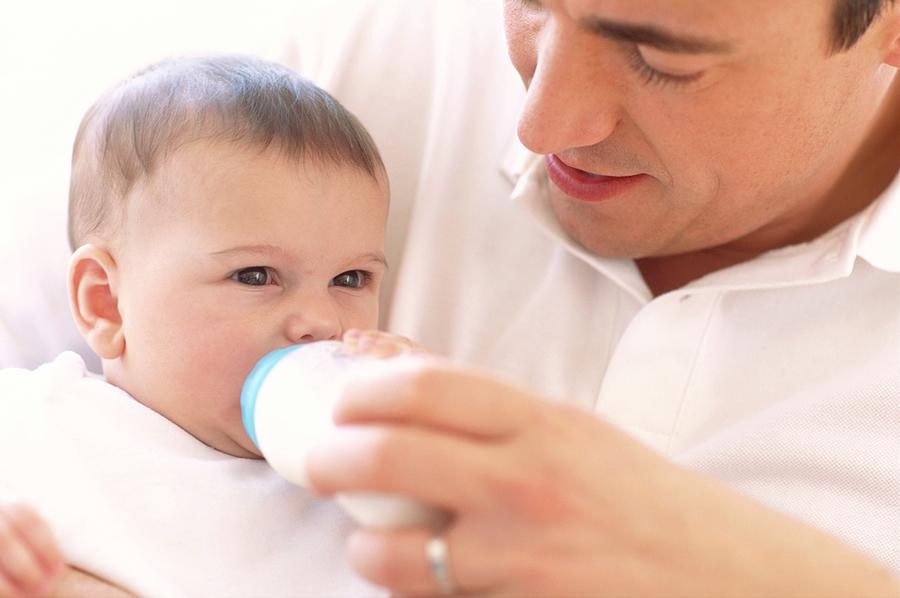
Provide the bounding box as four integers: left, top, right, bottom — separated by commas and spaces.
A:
0, 55, 417, 597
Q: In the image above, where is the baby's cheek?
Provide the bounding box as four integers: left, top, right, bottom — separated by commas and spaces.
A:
342, 296, 380, 332
173, 331, 258, 404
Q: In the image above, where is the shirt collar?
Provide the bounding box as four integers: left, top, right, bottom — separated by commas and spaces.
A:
501, 139, 900, 301
857, 171, 900, 272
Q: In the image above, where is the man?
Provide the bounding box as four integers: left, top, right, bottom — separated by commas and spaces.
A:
53, 0, 899, 595
295, 0, 900, 596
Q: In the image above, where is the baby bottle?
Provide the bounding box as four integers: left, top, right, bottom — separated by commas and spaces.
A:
241, 340, 447, 529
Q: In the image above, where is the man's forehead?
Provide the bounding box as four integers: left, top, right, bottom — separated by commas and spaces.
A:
545, 0, 763, 20
519, 0, 829, 53
537, 0, 797, 34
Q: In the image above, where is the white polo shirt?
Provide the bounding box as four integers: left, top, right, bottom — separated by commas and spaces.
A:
286, 0, 900, 572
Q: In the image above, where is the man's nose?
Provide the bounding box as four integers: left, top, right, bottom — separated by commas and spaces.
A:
516, 25, 621, 155
283, 294, 342, 344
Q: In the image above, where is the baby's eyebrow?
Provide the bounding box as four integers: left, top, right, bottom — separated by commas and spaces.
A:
358, 252, 389, 270
210, 244, 288, 258
210, 246, 388, 269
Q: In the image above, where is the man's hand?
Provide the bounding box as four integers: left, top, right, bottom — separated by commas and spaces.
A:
342, 329, 425, 359
306, 359, 900, 597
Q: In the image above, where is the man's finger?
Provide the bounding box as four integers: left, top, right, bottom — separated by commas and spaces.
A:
307, 424, 502, 511
345, 525, 501, 596
336, 360, 540, 439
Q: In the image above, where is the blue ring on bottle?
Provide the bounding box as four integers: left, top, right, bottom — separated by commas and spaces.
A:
241, 345, 304, 449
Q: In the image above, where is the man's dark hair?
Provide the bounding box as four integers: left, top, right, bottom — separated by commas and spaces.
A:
833, 0, 897, 51
68, 54, 385, 249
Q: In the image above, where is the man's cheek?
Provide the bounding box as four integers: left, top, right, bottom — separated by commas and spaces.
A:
503, 7, 539, 83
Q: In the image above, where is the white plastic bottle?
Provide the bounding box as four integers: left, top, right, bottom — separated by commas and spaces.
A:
241, 340, 447, 529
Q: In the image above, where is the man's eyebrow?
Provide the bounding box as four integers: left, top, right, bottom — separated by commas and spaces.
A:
580, 17, 735, 54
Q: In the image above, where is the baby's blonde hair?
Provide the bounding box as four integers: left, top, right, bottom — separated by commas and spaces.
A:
68, 55, 385, 249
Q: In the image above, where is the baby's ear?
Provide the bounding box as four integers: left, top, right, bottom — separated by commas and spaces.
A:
67, 244, 124, 359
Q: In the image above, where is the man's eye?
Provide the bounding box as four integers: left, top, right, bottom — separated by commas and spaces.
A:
231, 267, 274, 286
626, 46, 705, 88
331, 270, 371, 289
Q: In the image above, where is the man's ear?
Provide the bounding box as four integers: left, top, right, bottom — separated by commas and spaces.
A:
883, 6, 900, 67
67, 244, 125, 360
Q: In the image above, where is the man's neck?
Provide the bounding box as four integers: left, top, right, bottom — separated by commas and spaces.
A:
637, 77, 900, 298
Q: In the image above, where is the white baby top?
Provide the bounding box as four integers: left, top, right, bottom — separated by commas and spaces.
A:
0, 352, 383, 598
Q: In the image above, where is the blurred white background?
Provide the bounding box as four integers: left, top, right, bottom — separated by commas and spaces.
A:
0, 0, 342, 215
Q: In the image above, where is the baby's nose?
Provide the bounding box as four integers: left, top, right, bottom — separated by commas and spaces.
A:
283, 301, 341, 344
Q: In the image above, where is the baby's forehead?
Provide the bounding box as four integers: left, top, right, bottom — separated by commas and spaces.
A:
129, 140, 389, 230
148, 139, 388, 199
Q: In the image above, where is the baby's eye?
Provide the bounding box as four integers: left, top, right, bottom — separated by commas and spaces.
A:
331, 270, 371, 289
230, 267, 275, 286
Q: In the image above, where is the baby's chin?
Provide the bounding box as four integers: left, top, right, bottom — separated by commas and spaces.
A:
225, 424, 265, 459
210, 433, 264, 459
191, 415, 263, 459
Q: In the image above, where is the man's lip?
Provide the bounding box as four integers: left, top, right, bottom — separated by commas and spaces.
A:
544, 154, 647, 203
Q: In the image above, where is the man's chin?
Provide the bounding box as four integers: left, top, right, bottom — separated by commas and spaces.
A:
546, 180, 674, 254
547, 196, 666, 259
